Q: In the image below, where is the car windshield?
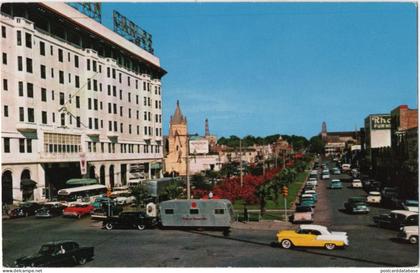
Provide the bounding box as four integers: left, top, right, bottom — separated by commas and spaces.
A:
296, 206, 312, 212
405, 200, 419, 206
39, 244, 56, 255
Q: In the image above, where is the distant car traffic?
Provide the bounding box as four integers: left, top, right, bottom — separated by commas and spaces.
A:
329, 179, 343, 189
14, 241, 94, 267
321, 170, 330, 180
102, 211, 157, 230
366, 191, 381, 204
344, 197, 369, 214
63, 204, 94, 218
290, 206, 314, 224
9, 202, 42, 218
276, 224, 349, 250
398, 225, 419, 244
35, 202, 65, 218
373, 210, 419, 230
351, 179, 363, 188
303, 190, 317, 202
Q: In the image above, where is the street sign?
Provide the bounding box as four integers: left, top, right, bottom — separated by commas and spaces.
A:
79, 153, 87, 175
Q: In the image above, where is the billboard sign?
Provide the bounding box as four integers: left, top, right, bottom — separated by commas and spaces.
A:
189, 140, 209, 154
370, 115, 391, 130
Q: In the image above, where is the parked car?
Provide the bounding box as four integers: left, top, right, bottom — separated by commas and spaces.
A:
373, 210, 419, 230
351, 179, 363, 188
91, 204, 123, 219
63, 204, 94, 218
341, 164, 351, 173
91, 196, 114, 209
14, 241, 94, 267
344, 197, 369, 214
103, 211, 157, 230
289, 206, 314, 224
305, 179, 317, 187
35, 202, 65, 218
276, 224, 349, 250
332, 168, 341, 175
299, 194, 316, 207
366, 191, 381, 204
329, 179, 343, 189
9, 202, 42, 218
302, 190, 318, 202
364, 180, 381, 192
111, 191, 136, 205
303, 184, 316, 192
321, 170, 330, 180
401, 200, 419, 212
351, 168, 360, 178
398, 225, 419, 244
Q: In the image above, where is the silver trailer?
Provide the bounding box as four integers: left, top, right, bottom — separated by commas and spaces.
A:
159, 199, 234, 233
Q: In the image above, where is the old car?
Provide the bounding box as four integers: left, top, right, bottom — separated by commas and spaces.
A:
299, 194, 316, 207
91, 196, 114, 209
111, 191, 136, 205
63, 204, 94, 218
401, 200, 419, 212
91, 202, 123, 219
14, 241, 94, 267
103, 211, 157, 230
351, 179, 363, 188
305, 179, 317, 187
276, 224, 349, 250
344, 197, 369, 214
366, 191, 381, 204
302, 190, 318, 202
373, 210, 418, 230
35, 202, 66, 218
398, 225, 419, 244
329, 179, 343, 189
9, 202, 42, 218
289, 206, 314, 224
332, 167, 341, 175
321, 170, 330, 180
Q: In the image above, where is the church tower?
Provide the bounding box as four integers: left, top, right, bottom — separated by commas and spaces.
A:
165, 100, 188, 176
321, 121, 328, 142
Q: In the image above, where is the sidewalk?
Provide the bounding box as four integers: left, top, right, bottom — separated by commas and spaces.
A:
232, 220, 293, 231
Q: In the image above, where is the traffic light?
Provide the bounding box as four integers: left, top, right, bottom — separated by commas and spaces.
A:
282, 186, 288, 197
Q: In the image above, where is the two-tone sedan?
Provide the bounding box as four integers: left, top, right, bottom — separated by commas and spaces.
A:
276, 224, 349, 250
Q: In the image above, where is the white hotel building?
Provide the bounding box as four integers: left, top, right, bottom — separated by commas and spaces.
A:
1, 3, 166, 204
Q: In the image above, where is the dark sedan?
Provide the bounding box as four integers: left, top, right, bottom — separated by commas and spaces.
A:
35, 203, 65, 218
9, 202, 42, 218
102, 211, 157, 230
373, 210, 418, 230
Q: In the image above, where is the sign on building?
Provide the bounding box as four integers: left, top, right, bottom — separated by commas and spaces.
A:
189, 139, 209, 154
80, 153, 87, 175
370, 115, 391, 130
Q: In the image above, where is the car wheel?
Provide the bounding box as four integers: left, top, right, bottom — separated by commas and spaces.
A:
409, 236, 418, 244
104, 222, 113, 230
281, 239, 293, 249
325, 243, 336, 250
137, 224, 146, 230
78, 257, 87, 265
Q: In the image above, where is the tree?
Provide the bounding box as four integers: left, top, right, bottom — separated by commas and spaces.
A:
191, 173, 211, 191
163, 182, 184, 200
309, 135, 325, 154
131, 184, 149, 208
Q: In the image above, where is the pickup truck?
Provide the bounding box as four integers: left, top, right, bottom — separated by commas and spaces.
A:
14, 241, 94, 267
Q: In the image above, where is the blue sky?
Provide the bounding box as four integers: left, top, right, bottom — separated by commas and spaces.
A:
101, 3, 417, 139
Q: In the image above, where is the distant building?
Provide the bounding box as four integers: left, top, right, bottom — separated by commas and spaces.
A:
320, 122, 360, 157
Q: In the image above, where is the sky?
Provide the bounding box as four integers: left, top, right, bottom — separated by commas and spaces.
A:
101, 2, 417, 139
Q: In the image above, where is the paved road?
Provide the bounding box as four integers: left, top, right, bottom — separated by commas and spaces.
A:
2, 163, 418, 267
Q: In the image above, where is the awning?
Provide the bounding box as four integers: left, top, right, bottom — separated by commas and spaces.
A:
66, 178, 98, 186
150, 163, 162, 169
21, 179, 37, 188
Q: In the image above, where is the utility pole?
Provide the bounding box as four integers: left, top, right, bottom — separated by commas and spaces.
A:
240, 138, 243, 187
186, 134, 191, 199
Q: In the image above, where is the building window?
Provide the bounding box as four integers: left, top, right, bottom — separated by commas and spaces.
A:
27, 83, 33, 98
144, 126, 147, 135
120, 123, 123, 133
19, 139, 25, 153
28, 108, 34, 122
88, 98, 92, 110
42, 111, 47, 124
128, 109, 131, 118
74, 55, 79, 68
108, 103, 111, 114
119, 90, 122, 100
17, 56, 22, 71
67, 52, 70, 62
50, 45, 53, 55
41, 88, 47, 101
75, 75, 80, 88
4, 105, 8, 117
59, 71, 64, 84
112, 68, 116, 79
119, 73, 121, 83
2, 52, 7, 65
94, 99, 98, 110
25, 33, 32, 48
1, 26, 6, 38
68, 73, 71, 83
113, 104, 117, 114
4, 138, 10, 153
51, 68, 54, 78
108, 121, 112, 131
3, 79, 7, 91
40, 41, 45, 56
17, 30, 22, 45
26, 139, 32, 153
128, 93, 131, 102
61, 113, 65, 126
18, 81, 23, 96
113, 121, 117, 132
59, 92, 65, 105
76, 96, 80, 108
87, 59, 90, 71
87, 79, 91, 90
52, 112, 55, 123
26, 58, 32, 73
94, 118, 98, 129
51, 90, 55, 100
129, 125, 132, 134
76, 116, 81, 128
58, 49, 63, 62
113, 86, 116, 97
88, 118, 92, 129
120, 106, 123, 117
93, 79, 97, 91
40, 65, 46, 79
93, 60, 97, 72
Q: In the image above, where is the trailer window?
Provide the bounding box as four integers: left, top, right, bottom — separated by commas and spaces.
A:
214, 209, 224, 214
164, 209, 174, 214
190, 209, 199, 214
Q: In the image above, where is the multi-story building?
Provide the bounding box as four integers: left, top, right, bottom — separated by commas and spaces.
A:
1, 3, 166, 204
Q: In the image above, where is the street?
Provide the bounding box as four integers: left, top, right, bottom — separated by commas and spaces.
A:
2, 167, 418, 267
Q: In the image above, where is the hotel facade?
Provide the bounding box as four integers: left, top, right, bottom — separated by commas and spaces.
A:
1, 3, 166, 204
